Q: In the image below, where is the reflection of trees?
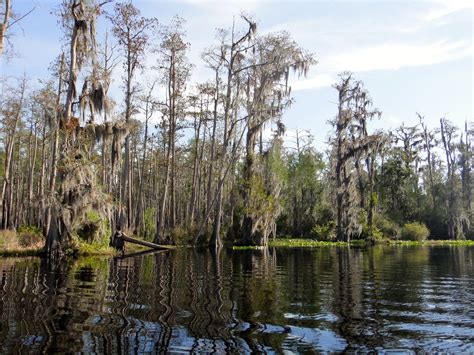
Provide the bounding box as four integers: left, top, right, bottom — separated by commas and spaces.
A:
330, 246, 432, 351
0, 257, 110, 353
331, 247, 366, 350
0, 246, 472, 352
429, 246, 472, 278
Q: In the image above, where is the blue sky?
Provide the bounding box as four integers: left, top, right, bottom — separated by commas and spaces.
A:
1, 0, 472, 148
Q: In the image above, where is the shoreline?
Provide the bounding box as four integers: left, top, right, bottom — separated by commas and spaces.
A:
1, 238, 473, 257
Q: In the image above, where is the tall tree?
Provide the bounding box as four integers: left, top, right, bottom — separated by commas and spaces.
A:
0, 0, 10, 56
459, 122, 472, 226
440, 117, 469, 240
238, 31, 315, 246
154, 16, 190, 244
332, 73, 382, 242
45, 0, 111, 257
0, 76, 27, 229
108, 1, 156, 230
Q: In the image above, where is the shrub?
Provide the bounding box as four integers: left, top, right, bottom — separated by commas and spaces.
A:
311, 222, 336, 241
75, 210, 111, 247
170, 226, 192, 246
0, 227, 44, 250
370, 226, 384, 241
401, 222, 430, 241
374, 215, 401, 239
143, 207, 156, 241
0, 229, 18, 249
17, 226, 44, 247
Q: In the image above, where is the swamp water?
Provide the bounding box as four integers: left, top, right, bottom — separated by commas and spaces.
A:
0, 246, 473, 353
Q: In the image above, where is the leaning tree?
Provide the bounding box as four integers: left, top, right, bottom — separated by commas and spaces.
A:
45, 0, 133, 258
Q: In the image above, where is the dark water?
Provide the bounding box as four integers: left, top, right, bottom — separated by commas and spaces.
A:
0, 246, 473, 353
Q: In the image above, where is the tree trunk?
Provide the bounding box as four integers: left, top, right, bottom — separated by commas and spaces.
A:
0, 0, 11, 56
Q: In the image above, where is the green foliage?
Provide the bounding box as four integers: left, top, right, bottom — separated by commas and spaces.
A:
75, 210, 111, 247
310, 222, 336, 241
0, 229, 44, 255
281, 147, 326, 237
268, 238, 367, 247
374, 215, 401, 239
267, 138, 288, 184
378, 154, 418, 222
17, 225, 44, 247
171, 226, 192, 246
143, 207, 156, 241
400, 222, 430, 241
17, 225, 42, 235
370, 226, 384, 241
232, 245, 264, 250
75, 240, 115, 256
389, 239, 474, 246
315, 203, 334, 226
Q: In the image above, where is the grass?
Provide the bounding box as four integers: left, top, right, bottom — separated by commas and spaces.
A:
387, 239, 474, 246
0, 229, 44, 256
74, 240, 116, 256
233, 238, 367, 250
232, 245, 267, 250
0, 227, 172, 257
269, 238, 367, 248
233, 238, 474, 249
2, 228, 473, 256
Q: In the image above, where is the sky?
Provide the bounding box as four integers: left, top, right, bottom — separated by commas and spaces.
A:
1, 0, 472, 149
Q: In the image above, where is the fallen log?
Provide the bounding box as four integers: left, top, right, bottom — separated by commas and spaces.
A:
121, 234, 174, 250
116, 248, 168, 259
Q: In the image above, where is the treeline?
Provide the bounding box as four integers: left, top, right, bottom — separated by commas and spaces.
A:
0, 1, 472, 256
278, 76, 472, 242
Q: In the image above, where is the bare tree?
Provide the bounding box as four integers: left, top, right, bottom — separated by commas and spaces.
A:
154, 16, 190, 244
108, 1, 157, 230
0, 76, 27, 229
0, 0, 10, 55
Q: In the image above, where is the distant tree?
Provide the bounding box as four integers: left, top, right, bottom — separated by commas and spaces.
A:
440, 117, 469, 239
0, 76, 27, 229
108, 1, 157, 230
418, 113, 438, 208
459, 122, 472, 225
153, 16, 191, 244
283, 131, 325, 237
332, 73, 382, 242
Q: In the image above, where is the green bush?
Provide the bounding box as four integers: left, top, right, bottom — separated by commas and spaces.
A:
370, 226, 384, 241
374, 215, 401, 239
75, 210, 111, 247
311, 222, 336, 241
401, 222, 430, 241
143, 207, 156, 241
170, 226, 192, 246
17, 225, 44, 247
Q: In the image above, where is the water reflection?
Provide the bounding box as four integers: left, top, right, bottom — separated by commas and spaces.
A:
0, 246, 473, 353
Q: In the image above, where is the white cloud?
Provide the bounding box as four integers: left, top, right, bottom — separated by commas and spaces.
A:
328, 40, 472, 73
424, 0, 473, 22
178, 0, 263, 27
290, 73, 334, 91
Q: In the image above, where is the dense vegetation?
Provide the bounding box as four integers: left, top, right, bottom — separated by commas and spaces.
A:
0, 0, 472, 257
